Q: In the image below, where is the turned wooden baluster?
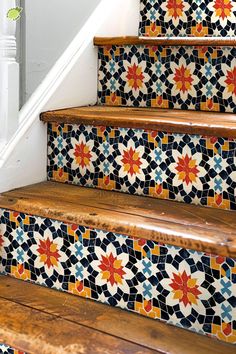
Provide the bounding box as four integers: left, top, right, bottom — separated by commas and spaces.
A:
0, 0, 19, 146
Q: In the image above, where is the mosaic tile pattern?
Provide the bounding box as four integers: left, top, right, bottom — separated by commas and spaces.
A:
0, 345, 24, 354
139, 0, 236, 37
98, 45, 236, 113
47, 123, 236, 210
0, 209, 236, 343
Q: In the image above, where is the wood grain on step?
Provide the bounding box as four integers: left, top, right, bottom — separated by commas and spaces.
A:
93, 36, 236, 47
40, 106, 236, 138
0, 276, 235, 354
0, 181, 236, 257
0, 291, 157, 354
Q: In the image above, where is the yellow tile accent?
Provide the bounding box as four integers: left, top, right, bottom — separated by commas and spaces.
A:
11, 264, 31, 281
212, 323, 236, 343
109, 129, 116, 139
97, 126, 107, 140
135, 300, 161, 319
149, 184, 169, 200
98, 176, 116, 191
191, 25, 209, 37
145, 23, 162, 37
200, 99, 220, 112
68, 225, 79, 241
208, 195, 230, 210
68, 281, 91, 298
10, 212, 19, 225
83, 229, 91, 240
152, 244, 160, 256
105, 93, 122, 106
103, 46, 120, 59
151, 96, 169, 109
52, 168, 69, 183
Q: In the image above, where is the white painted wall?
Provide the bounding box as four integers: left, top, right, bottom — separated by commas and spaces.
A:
0, 0, 140, 193
24, 0, 101, 102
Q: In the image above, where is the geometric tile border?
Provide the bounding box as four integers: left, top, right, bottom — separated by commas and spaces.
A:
0, 344, 25, 354
1, 209, 236, 344
139, 0, 236, 37
48, 123, 236, 210
98, 45, 236, 113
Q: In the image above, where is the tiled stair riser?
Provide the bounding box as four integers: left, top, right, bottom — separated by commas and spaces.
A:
98, 45, 236, 113
139, 0, 236, 37
0, 209, 236, 344
0, 344, 25, 354
47, 123, 236, 210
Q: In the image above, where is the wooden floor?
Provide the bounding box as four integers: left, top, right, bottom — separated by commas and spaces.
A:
40, 105, 236, 138
0, 275, 235, 354
0, 181, 236, 257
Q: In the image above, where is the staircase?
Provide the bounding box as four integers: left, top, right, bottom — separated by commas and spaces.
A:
1, 0, 236, 353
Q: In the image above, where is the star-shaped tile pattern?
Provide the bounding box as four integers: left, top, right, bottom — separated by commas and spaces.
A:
139, 0, 236, 37
47, 123, 236, 211
98, 45, 236, 113
1, 209, 236, 344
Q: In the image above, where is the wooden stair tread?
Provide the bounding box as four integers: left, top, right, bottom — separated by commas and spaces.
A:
0, 276, 158, 354
40, 105, 236, 138
94, 36, 236, 47
0, 275, 235, 354
0, 181, 236, 257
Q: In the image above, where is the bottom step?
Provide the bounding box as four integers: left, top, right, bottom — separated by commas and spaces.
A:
0, 182, 236, 345
0, 276, 235, 354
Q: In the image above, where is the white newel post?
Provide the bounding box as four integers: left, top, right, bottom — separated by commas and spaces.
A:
0, 0, 19, 145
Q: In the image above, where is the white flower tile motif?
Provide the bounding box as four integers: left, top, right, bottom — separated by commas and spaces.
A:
170, 145, 206, 194
116, 139, 149, 184
69, 135, 97, 174
168, 58, 200, 103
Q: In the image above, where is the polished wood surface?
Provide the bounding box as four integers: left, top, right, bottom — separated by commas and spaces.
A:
0, 181, 236, 257
0, 276, 235, 354
0, 286, 156, 353
93, 36, 236, 47
40, 106, 236, 138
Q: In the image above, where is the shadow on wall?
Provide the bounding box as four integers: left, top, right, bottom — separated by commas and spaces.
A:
22, 0, 101, 104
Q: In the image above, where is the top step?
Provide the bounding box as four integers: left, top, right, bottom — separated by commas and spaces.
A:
139, 0, 236, 37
